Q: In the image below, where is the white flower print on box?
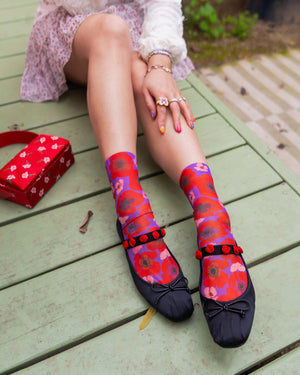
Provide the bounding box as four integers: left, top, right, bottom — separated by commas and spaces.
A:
39, 189, 44, 197
40, 137, 46, 144
38, 146, 46, 153
44, 176, 50, 183
52, 144, 58, 150
22, 163, 31, 169
31, 187, 37, 194
56, 174, 61, 181
7, 175, 16, 180
20, 152, 26, 158
22, 172, 29, 179
43, 157, 50, 164
66, 160, 71, 167
51, 136, 59, 141
60, 157, 65, 163
10, 165, 17, 172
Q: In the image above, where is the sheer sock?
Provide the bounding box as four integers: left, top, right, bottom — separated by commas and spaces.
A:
105, 151, 179, 284
180, 162, 248, 301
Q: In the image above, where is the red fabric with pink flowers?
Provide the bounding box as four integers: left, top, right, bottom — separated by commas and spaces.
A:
105, 151, 180, 285
180, 162, 248, 302
0, 131, 74, 208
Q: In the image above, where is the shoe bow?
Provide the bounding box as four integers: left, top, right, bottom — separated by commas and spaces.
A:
203, 299, 250, 319
151, 276, 190, 304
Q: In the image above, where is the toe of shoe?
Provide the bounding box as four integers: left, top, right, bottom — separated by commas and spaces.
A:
208, 309, 255, 348
158, 290, 194, 322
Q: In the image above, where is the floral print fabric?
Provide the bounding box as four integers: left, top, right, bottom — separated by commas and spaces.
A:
105, 151, 179, 284
21, 3, 194, 102
180, 162, 248, 301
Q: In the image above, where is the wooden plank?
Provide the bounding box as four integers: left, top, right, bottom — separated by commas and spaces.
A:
0, 4, 36, 24
2, 247, 299, 374
187, 73, 300, 194
0, 37, 27, 58
0, 85, 210, 128
0, 54, 24, 80
0, 76, 21, 105
0, 0, 38, 10
0, 19, 33, 39
0, 156, 284, 289
0, 89, 88, 129
0, 113, 245, 158
0, 112, 244, 159
0, 79, 204, 115
0, 143, 281, 227
252, 347, 300, 374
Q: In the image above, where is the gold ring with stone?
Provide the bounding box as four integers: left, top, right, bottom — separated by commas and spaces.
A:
156, 97, 169, 106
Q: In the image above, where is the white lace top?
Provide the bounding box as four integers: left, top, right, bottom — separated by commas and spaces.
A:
36, 0, 187, 64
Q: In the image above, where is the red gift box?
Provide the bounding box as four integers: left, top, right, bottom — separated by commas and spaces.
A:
0, 131, 75, 208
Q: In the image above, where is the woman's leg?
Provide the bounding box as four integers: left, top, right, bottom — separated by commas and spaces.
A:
132, 54, 255, 346
64, 13, 137, 159
131, 53, 207, 184
132, 54, 249, 300
64, 14, 194, 321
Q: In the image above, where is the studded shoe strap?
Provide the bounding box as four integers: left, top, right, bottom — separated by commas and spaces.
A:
123, 228, 166, 250
195, 244, 243, 260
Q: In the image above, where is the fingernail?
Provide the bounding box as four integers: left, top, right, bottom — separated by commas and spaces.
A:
192, 117, 196, 122
160, 126, 165, 134
150, 110, 155, 119
176, 124, 181, 133
190, 121, 195, 129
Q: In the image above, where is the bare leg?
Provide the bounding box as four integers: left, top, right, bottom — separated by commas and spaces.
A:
131, 52, 207, 184
64, 13, 137, 160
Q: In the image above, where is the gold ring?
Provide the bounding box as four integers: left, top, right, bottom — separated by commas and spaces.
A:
178, 96, 187, 102
156, 97, 169, 106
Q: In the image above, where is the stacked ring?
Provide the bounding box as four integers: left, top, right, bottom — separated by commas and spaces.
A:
156, 97, 169, 106
169, 98, 180, 104
178, 96, 187, 102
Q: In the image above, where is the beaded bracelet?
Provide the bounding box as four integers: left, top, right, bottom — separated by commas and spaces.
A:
144, 65, 173, 77
147, 49, 174, 65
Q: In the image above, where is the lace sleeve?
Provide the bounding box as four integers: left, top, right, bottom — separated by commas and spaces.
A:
137, 0, 187, 64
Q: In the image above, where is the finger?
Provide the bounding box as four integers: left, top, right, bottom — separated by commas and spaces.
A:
156, 104, 167, 134
179, 98, 195, 129
169, 101, 182, 133
143, 88, 157, 120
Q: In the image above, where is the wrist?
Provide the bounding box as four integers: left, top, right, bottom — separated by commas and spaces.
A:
148, 54, 172, 69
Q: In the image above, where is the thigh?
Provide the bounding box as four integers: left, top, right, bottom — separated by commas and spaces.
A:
63, 13, 112, 85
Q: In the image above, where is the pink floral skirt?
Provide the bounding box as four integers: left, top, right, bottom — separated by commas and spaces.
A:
21, 3, 194, 102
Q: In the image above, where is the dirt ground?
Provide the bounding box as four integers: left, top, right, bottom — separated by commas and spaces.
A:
184, 0, 300, 68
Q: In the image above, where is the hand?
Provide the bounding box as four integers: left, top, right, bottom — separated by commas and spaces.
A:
142, 62, 195, 134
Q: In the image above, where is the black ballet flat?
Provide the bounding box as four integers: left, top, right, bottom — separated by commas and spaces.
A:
196, 244, 255, 348
117, 219, 194, 322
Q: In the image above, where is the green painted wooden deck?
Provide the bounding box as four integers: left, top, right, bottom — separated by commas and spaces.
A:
1, 1, 300, 374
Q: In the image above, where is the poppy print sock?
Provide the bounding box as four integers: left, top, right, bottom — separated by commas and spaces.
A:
105, 151, 180, 285
180, 162, 248, 301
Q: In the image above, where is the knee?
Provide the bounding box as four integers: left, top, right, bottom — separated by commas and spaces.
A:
89, 14, 132, 51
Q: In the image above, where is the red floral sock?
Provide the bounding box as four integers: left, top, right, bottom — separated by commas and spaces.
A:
180, 162, 248, 301
105, 152, 179, 284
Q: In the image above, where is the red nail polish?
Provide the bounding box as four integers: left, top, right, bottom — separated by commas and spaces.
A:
177, 124, 181, 133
